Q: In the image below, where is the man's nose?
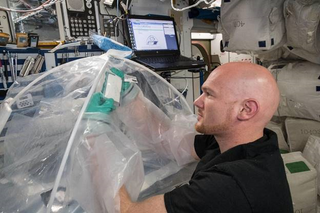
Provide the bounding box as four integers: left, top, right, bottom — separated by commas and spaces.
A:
194, 94, 204, 108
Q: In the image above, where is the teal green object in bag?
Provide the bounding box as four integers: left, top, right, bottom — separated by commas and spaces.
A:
86, 92, 115, 114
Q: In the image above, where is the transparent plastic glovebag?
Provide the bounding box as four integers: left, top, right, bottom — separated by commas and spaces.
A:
0, 54, 198, 213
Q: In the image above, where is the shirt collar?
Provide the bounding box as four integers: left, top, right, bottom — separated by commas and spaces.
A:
215, 128, 279, 162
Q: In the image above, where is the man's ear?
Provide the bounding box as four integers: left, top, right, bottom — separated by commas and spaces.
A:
237, 99, 259, 121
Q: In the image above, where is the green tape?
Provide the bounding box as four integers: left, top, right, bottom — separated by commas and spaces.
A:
280, 149, 289, 154
286, 161, 310, 174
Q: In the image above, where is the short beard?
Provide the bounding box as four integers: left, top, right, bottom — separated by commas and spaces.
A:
195, 106, 232, 135
195, 120, 230, 134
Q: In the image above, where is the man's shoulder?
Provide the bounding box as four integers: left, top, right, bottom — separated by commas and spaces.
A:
165, 170, 252, 213
211, 151, 293, 213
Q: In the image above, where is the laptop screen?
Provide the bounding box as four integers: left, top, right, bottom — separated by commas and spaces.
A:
127, 17, 179, 52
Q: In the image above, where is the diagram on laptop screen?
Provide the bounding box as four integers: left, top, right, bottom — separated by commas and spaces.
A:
146, 35, 158, 45
128, 18, 178, 51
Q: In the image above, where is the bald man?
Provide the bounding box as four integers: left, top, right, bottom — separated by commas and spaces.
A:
120, 62, 293, 213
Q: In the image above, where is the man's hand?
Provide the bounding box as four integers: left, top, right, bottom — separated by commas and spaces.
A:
119, 186, 167, 213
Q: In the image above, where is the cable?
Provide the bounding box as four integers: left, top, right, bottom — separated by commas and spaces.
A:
120, 1, 128, 14
171, 69, 185, 76
119, 24, 130, 45
114, 14, 126, 41
192, 72, 195, 108
204, 0, 216, 4
116, 0, 119, 40
2, 0, 58, 23
180, 79, 188, 98
103, 2, 128, 45
175, 23, 182, 47
170, 70, 202, 79
171, 0, 216, 12
170, 76, 201, 79
128, 0, 133, 11
164, 77, 189, 107
0, 0, 57, 13
171, 0, 203, 12
18, 0, 33, 9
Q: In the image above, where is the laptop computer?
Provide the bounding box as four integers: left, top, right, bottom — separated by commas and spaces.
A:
125, 15, 205, 71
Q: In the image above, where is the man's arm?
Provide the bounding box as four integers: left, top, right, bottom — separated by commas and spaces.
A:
120, 186, 167, 213
118, 89, 199, 163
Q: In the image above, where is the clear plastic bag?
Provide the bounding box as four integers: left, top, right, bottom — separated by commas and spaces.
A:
0, 54, 197, 213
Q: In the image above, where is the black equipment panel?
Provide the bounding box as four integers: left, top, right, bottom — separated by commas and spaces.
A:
65, 0, 98, 37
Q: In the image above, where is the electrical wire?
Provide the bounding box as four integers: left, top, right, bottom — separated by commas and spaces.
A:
180, 79, 188, 99
171, 0, 216, 11
116, 0, 119, 40
164, 77, 189, 107
114, 14, 127, 38
128, 0, 133, 11
103, 1, 127, 42
0, 0, 57, 13
171, 69, 185, 76
18, 0, 33, 9
170, 76, 201, 79
170, 70, 202, 79
1, 0, 58, 23
165, 71, 202, 106
204, 0, 216, 4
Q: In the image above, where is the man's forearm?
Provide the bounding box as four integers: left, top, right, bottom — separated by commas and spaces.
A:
120, 186, 167, 213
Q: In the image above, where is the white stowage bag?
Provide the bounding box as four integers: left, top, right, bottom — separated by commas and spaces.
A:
285, 117, 320, 152
266, 121, 289, 151
0, 54, 197, 213
256, 46, 304, 62
283, 0, 320, 64
302, 135, 320, 196
219, 0, 286, 53
269, 62, 320, 122
282, 152, 317, 213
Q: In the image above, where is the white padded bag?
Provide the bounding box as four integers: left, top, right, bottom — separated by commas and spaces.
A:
257, 46, 303, 62
284, 0, 320, 64
266, 121, 289, 151
282, 152, 317, 213
269, 62, 320, 121
302, 135, 320, 195
285, 117, 320, 152
219, 0, 286, 53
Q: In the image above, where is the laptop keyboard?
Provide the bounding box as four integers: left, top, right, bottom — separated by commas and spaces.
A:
141, 56, 191, 64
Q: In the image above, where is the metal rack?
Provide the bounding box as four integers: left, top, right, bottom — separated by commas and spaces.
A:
0, 44, 105, 100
